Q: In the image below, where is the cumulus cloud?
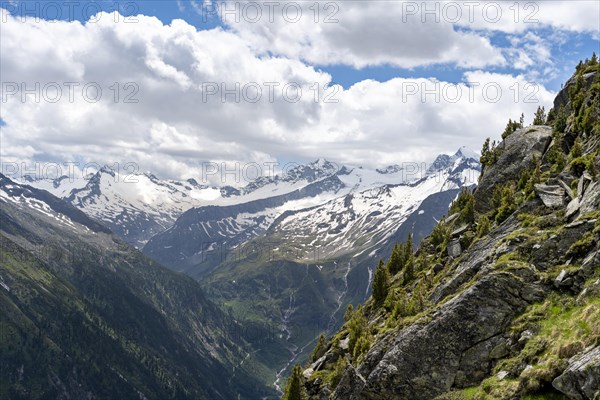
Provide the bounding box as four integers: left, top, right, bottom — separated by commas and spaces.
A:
213, 0, 506, 68
208, 0, 598, 70
1, 8, 557, 181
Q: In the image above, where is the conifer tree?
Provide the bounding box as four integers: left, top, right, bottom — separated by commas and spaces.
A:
372, 259, 390, 305
533, 106, 546, 125
282, 365, 308, 400
502, 118, 521, 139
460, 192, 475, 224
386, 243, 403, 275
480, 137, 491, 166
311, 333, 327, 362
403, 234, 415, 284
519, 113, 525, 128
344, 304, 354, 322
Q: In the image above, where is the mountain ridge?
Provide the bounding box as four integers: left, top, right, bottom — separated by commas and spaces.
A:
291, 58, 600, 400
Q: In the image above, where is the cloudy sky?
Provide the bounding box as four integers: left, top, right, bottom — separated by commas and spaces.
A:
0, 0, 598, 181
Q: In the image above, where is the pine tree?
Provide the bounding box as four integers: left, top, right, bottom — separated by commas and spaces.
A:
402, 234, 415, 284
344, 304, 354, 322
495, 184, 517, 224
372, 259, 390, 305
480, 137, 491, 166
392, 287, 409, 318
476, 215, 491, 237
311, 333, 327, 362
460, 192, 475, 224
532, 106, 546, 125
571, 137, 584, 158
553, 105, 567, 133
591, 52, 598, 66
347, 305, 367, 357
502, 118, 521, 139
404, 233, 413, 256
519, 113, 525, 128
502, 118, 514, 139
546, 107, 555, 123
387, 243, 404, 275
524, 156, 541, 195
282, 365, 308, 400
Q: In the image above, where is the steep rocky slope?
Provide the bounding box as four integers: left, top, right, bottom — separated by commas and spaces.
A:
295, 60, 600, 400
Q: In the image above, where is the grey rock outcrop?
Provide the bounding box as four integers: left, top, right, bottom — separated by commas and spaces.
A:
333, 270, 544, 400
553, 345, 600, 399
535, 184, 566, 208
475, 126, 552, 213
566, 197, 581, 219
553, 71, 597, 112
580, 181, 600, 214
447, 239, 462, 258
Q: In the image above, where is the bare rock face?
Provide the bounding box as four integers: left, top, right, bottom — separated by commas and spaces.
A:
535, 184, 566, 208
566, 197, 581, 219
580, 181, 600, 214
332, 269, 544, 400
553, 345, 600, 400
447, 239, 462, 258
553, 71, 598, 113
333, 365, 366, 400
475, 126, 552, 213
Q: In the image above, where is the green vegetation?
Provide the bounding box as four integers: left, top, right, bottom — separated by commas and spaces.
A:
480, 138, 503, 169
282, 365, 308, 400
304, 54, 600, 399
372, 259, 390, 305
493, 184, 517, 224
532, 106, 547, 126
450, 188, 476, 224
311, 333, 327, 362
431, 217, 452, 252
346, 306, 371, 364
476, 215, 491, 237
0, 233, 273, 400
567, 232, 596, 258
502, 114, 524, 139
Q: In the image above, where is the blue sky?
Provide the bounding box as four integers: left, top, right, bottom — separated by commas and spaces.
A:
1, 1, 599, 179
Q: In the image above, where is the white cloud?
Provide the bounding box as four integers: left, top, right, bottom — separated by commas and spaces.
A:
208, 0, 598, 70
1, 9, 557, 181
214, 1, 506, 68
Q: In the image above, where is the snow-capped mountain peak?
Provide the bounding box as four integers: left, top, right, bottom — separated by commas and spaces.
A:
454, 146, 479, 161
14, 150, 480, 248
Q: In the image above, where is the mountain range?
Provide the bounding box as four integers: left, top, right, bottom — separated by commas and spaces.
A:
11, 148, 481, 393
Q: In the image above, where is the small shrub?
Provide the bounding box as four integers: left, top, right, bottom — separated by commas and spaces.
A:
567, 232, 595, 258
476, 215, 491, 237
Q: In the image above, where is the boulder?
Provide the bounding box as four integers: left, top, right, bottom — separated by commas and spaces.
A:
451, 225, 470, 237
535, 184, 566, 208
339, 337, 349, 351
553, 345, 600, 400
566, 197, 581, 219
447, 239, 462, 258
432, 263, 444, 274
560, 180, 576, 200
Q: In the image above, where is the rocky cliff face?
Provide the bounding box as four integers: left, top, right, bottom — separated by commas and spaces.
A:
298, 63, 600, 399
